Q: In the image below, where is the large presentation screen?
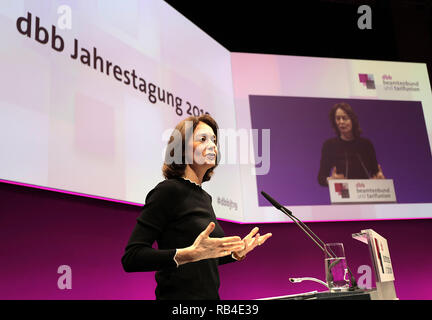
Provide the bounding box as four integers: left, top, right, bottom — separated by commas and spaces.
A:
1, 1, 431, 224
0, 0, 243, 222
232, 53, 432, 223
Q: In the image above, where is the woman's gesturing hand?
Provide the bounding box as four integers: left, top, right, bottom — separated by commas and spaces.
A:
174, 222, 245, 266
232, 227, 272, 261
371, 164, 385, 179
327, 166, 345, 182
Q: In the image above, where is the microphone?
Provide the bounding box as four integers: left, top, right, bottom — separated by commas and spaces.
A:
345, 151, 349, 178
356, 153, 371, 178
261, 191, 325, 252
261, 191, 287, 211
261, 191, 358, 291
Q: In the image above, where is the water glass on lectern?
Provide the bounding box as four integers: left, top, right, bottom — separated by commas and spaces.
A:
324, 243, 350, 292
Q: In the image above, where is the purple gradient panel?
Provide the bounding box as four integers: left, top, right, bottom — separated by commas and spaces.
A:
0, 182, 432, 299
219, 219, 432, 300
0, 183, 155, 300
249, 95, 432, 207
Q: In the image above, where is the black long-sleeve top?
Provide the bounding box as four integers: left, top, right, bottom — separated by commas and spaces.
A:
318, 136, 380, 186
121, 177, 236, 300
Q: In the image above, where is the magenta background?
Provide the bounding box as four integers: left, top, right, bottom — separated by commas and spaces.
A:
1, 181, 431, 300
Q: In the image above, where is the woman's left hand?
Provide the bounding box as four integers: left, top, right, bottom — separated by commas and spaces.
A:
371, 164, 385, 179
232, 227, 272, 261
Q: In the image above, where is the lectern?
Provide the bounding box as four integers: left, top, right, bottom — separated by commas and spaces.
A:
259, 229, 398, 300
352, 229, 398, 300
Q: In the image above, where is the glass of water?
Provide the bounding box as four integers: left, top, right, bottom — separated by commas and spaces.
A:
324, 243, 350, 292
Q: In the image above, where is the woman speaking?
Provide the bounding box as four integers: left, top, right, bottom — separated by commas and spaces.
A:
318, 102, 385, 186
122, 115, 272, 299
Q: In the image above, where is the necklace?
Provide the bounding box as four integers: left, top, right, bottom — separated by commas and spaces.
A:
181, 177, 201, 187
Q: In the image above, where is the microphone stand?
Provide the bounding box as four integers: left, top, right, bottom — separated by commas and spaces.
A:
261, 191, 359, 291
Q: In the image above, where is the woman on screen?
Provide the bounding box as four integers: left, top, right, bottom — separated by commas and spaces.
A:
318, 102, 385, 186
121, 115, 272, 300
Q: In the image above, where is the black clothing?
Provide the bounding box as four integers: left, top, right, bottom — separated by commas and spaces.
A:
318, 137, 379, 186
121, 178, 236, 300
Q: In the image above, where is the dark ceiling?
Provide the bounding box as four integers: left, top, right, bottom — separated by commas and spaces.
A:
164, 0, 431, 81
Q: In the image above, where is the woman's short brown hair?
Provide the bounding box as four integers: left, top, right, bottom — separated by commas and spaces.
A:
329, 102, 362, 138
162, 114, 219, 182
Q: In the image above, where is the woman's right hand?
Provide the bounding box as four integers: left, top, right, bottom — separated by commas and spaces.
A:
174, 222, 245, 266
327, 166, 345, 182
